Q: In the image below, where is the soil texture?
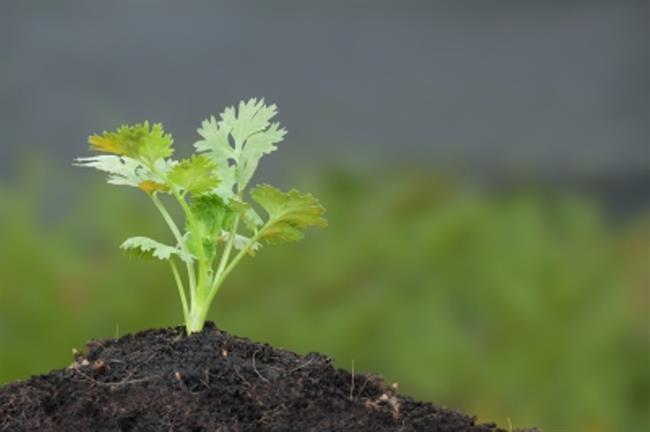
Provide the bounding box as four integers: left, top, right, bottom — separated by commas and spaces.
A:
0, 323, 536, 431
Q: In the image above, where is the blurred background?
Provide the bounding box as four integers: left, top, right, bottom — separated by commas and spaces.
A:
1, 1, 648, 431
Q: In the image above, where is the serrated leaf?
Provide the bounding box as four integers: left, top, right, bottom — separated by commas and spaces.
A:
88, 134, 129, 156
237, 120, 285, 189
74, 155, 174, 190
168, 155, 219, 195
121, 236, 195, 264
194, 116, 236, 199
74, 155, 141, 187
251, 184, 327, 244
194, 98, 286, 197
89, 122, 174, 164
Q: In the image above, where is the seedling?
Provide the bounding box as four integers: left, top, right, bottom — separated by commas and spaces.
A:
76, 99, 327, 333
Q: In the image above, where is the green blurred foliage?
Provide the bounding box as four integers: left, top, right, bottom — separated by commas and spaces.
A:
0, 161, 648, 432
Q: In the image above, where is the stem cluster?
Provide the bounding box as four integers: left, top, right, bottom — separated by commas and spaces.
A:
147, 167, 261, 334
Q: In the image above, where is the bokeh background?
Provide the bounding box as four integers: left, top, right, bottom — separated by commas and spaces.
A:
1, 2, 649, 431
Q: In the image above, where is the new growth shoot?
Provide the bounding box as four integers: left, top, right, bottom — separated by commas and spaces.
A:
75, 99, 327, 333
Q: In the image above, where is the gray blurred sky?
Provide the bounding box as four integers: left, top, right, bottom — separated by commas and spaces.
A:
1, 1, 648, 193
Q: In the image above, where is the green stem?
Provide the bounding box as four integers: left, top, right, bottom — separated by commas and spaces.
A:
206, 222, 266, 306
171, 189, 211, 299
147, 163, 208, 307
150, 194, 197, 302
186, 303, 209, 333
213, 217, 239, 286
170, 259, 189, 325
150, 194, 183, 242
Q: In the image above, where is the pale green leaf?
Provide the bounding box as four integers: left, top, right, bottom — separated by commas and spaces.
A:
194, 98, 286, 197
194, 115, 236, 199
74, 156, 175, 190
121, 236, 195, 264
251, 184, 327, 244
237, 120, 285, 189
74, 155, 142, 187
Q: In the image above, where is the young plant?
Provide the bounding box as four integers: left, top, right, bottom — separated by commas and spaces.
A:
75, 98, 327, 333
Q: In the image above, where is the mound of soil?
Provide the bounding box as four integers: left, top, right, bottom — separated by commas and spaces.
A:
0, 323, 535, 431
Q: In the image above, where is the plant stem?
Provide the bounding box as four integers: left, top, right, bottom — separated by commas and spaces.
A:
206, 223, 266, 306
147, 163, 210, 333
170, 188, 210, 299
150, 194, 197, 303
213, 217, 239, 286
186, 304, 209, 333
169, 258, 189, 325
150, 194, 184, 242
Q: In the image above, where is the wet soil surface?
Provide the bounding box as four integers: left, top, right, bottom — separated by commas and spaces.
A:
0, 323, 536, 431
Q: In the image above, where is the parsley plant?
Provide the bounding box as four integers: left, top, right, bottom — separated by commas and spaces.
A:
76, 99, 327, 333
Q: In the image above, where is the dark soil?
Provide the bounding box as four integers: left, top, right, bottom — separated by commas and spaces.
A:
0, 323, 536, 431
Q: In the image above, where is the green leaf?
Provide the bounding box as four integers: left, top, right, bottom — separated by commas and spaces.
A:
73, 156, 174, 189
251, 184, 327, 244
191, 195, 236, 237
189, 194, 236, 259
89, 122, 174, 164
168, 155, 219, 195
121, 236, 195, 264
194, 98, 286, 198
